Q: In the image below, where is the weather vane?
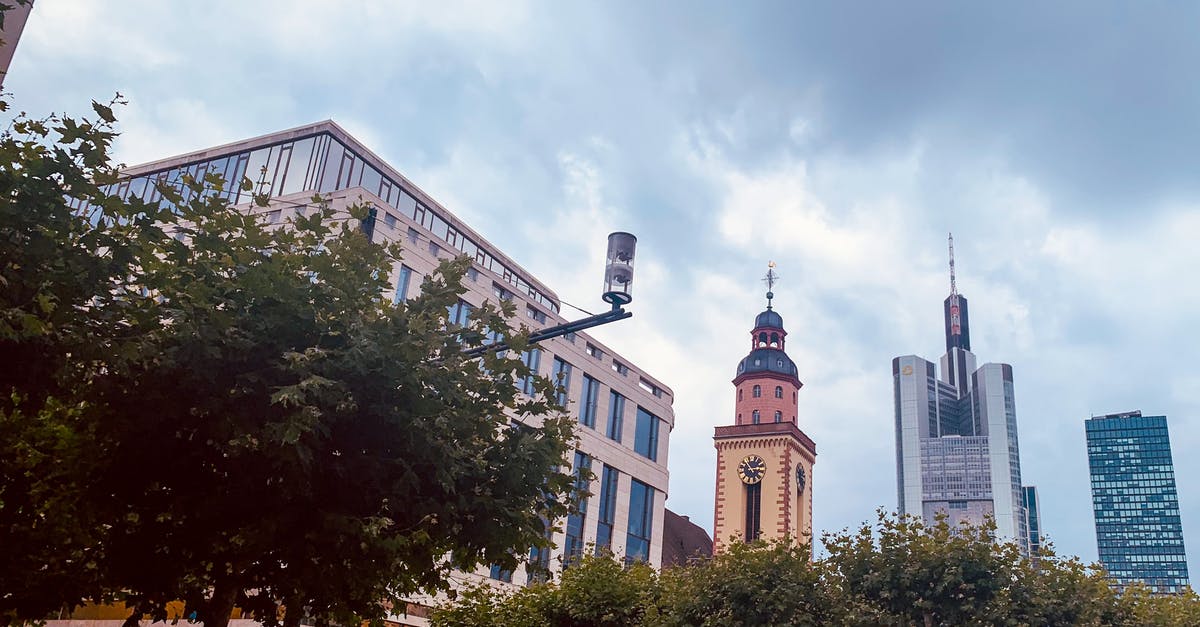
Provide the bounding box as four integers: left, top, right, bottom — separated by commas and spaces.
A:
763, 261, 778, 309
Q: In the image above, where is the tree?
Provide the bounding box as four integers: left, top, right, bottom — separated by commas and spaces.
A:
822, 510, 1021, 626
431, 552, 659, 627
0, 98, 577, 627
655, 540, 842, 626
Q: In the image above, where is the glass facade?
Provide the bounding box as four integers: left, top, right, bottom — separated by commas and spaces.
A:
1086, 412, 1189, 593
634, 406, 660, 461
392, 264, 413, 304
519, 348, 541, 396
1023, 486, 1042, 556
626, 479, 655, 562
579, 374, 600, 428
99, 131, 560, 313
595, 464, 619, 552
606, 391, 625, 442
552, 357, 572, 408
564, 452, 592, 567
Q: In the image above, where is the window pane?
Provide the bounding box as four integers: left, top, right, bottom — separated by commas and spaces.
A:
634, 407, 659, 461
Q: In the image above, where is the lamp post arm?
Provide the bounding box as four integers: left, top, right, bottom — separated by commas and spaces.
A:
462, 307, 632, 359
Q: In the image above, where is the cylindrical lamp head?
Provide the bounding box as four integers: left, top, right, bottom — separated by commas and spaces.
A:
602, 231, 636, 306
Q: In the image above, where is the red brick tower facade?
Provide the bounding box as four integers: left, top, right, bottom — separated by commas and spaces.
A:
713, 273, 817, 553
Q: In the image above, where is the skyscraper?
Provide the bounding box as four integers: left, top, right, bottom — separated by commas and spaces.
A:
1086, 411, 1189, 593
892, 235, 1028, 550
1023, 486, 1043, 556
713, 266, 816, 553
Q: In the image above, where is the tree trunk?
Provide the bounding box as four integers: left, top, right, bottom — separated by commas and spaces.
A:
202, 582, 239, 627
923, 612, 934, 627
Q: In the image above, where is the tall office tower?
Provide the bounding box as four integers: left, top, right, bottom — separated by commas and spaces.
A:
713, 267, 816, 553
1086, 411, 1190, 593
893, 235, 1028, 550
1023, 486, 1043, 556
111, 121, 675, 624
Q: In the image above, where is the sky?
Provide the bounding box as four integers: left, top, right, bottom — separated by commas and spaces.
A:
6, 0, 1200, 574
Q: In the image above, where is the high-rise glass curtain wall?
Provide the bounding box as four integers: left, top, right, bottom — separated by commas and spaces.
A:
1086, 413, 1189, 593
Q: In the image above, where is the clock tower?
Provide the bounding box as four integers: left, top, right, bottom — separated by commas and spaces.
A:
713, 265, 817, 552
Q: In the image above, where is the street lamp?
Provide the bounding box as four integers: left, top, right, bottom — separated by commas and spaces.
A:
463, 232, 637, 358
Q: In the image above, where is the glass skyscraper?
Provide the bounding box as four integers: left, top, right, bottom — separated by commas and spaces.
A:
1086, 411, 1189, 593
1022, 486, 1042, 556
892, 236, 1028, 551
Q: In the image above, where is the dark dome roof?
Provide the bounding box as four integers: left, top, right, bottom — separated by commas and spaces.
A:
735, 348, 798, 379
754, 309, 784, 329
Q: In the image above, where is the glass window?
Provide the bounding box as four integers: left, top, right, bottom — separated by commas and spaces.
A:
774, 410, 782, 423
752, 410, 760, 424
752, 385, 761, 398
564, 451, 592, 568
396, 188, 418, 217
607, 392, 625, 442
360, 164, 382, 196
384, 212, 397, 229
775, 386, 783, 399
393, 265, 413, 304
626, 479, 655, 562
520, 348, 541, 396
552, 357, 573, 407
527, 305, 546, 324
580, 375, 600, 428
447, 299, 473, 326
488, 564, 512, 583
634, 407, 660, 461
596, 465, 619, 553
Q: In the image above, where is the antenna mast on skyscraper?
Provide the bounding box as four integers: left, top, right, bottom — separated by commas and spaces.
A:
948, 232, 957, 297
948, 233, 962, 338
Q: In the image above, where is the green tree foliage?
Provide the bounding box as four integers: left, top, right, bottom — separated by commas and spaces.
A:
433, 511, 1200, 627
656, 540, 840, 626
0, 98, 576, 627
433, 552, 658, 627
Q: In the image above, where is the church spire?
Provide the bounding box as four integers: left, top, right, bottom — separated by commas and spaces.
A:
764, 261, 778, 310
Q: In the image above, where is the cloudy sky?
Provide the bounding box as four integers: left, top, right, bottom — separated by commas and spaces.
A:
8, 1, 1200, 573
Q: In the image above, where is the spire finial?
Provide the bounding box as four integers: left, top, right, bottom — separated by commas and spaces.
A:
764, 261, 778, 309
948, 232, 957, 297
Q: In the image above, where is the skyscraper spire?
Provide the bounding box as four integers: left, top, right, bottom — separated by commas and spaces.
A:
948, 232, 957, 297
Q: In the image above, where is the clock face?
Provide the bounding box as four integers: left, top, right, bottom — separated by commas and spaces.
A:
738, 455, 766, 485
796, 466, 807, 493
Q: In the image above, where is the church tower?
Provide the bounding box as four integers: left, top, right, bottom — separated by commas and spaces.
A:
713, 265, 817, 552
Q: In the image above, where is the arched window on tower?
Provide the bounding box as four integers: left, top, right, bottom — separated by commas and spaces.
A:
775, 386, 783, 399
757, 332, 768, 347
774, 410, 782, 423
752, 410, 760, 424
770, 332, 780, 347
752, 385, 761, 398
738, 389, 743, 401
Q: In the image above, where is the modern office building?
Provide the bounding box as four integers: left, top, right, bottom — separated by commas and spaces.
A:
1086, 411, 1189, 593
108, 120, 675, 624
1023, 486, 1043, 556
712, 268, 816, 553
892, 235, 1028, 551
